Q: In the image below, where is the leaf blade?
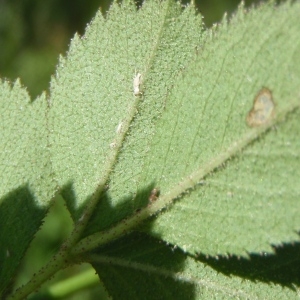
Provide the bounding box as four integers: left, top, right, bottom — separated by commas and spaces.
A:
0, 81, 55, 295
91, 232, 300, 299
139, 0, 300, 255
48, 0, 204, 226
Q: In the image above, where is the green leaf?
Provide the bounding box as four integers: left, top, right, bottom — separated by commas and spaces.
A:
2, 0, 300, 298
47, 0, 300, 253
139, 0, 300, 255
91, 232, 196, 300
91, 232, 300, 299
0, 80, 55, 295
144, 109, 300, 255
65, 0, 300, 256
48, 0, 203, 224
64, 0, 300, 297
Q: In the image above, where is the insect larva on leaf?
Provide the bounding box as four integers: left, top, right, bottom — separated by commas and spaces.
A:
116, 121, 123, 134
149, 188, 160, 203
133, 71, 142, 96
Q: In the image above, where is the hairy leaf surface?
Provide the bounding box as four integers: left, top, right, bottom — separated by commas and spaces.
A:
48, 0, 203, 225
91, 232, 300, 299
139, 0, 300, 255
0, 81, 55, 294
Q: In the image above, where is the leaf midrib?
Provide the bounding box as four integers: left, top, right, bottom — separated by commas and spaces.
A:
69, 0, 179, 243
72, 100, 300, 254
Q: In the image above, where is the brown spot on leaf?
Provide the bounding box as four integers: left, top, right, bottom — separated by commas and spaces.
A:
247, 87, 275, 127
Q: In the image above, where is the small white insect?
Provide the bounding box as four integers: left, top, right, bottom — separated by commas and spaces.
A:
116, 121, 123, 134
133, 71, 142, 96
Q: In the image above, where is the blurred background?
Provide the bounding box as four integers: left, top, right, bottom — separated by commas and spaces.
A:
0, 0, 281, 299
0, 0, 273, 99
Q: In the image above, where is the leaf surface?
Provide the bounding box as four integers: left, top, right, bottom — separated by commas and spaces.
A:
1, 0, 300, 298
48, 0, 203, 225
0, 81, 55, 295
138, 0, 300, 255
63, 0, 300, 297
91, 232, 195, 300
49, 0, 300, 254
91, 232, 300, 299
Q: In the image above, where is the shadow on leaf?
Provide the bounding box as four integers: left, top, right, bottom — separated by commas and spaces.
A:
60, 181, 158, 238
194, 239, 300, 290
89, 231, 195, 300
0, 185, 46, 296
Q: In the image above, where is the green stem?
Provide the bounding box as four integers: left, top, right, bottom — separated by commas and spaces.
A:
6, 249, 70, 300
48, 268, 99, 298
35, 267, 100, 299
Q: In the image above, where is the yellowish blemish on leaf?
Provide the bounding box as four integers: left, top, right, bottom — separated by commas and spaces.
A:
246, 87, 275, 127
